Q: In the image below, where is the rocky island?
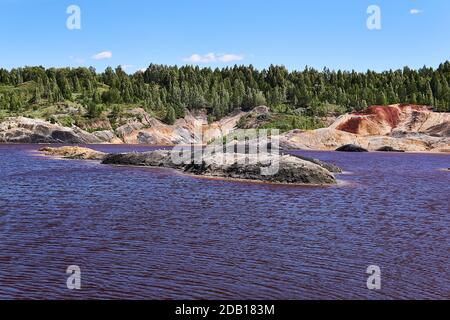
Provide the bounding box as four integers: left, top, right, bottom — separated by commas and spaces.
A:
39, 146, 340, 185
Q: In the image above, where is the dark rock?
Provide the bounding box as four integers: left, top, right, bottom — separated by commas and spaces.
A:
336, 144, 368, 152
376, 146, 405, 152
103, 150, 337, 185
51, 130, 83, 143
102, 150, 177, 168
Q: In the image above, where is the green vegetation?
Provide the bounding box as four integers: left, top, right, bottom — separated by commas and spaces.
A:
258, 114, 323, 133
53, 115, 74, 128
236, 109, 324, 133
0, 62, 449, 128
164, 106, 176, 125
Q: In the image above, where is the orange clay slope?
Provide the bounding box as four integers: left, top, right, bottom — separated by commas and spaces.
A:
282, 104, 450, 152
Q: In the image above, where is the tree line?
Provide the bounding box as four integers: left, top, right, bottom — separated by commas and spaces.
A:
0, 61, 449, 122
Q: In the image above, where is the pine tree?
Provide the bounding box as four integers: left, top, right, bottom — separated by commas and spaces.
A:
376, 92, 387, 105
87, 101, 102, 119
253, 90, 267, 106
0, 94, 8, 110
441, 78, 450, 111
359, 100, 368, 111
431, 73, 443, 102
232, 79, 245, 108
425, 83, 434, 106
9, 92, 20, 112
61, 77, 72, 100
109, 104, 122, 125
30, 86, 41, 104
92, 90, 102, 104
164, 106, 176, 125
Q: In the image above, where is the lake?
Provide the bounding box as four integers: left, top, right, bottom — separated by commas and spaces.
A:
0, 144, 448, 299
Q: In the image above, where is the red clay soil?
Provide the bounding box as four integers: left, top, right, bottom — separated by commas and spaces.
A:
397, 104, 429, 112
336, 105, 429, 134
337, 117, 364, 134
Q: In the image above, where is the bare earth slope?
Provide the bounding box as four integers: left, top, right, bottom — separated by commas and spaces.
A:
282, 105, 450, 152
1, 104, 449, 152
0, 117, 105, 144
0, 109, 248, 145
115, 109, 246, 145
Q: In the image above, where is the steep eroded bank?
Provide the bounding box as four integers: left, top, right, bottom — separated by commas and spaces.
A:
281, 104, 450, 152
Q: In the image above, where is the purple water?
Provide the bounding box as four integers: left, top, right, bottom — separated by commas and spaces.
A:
0, 144, 448, 300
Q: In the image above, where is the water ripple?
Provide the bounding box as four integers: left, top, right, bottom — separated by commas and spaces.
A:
0, 144, 448, 299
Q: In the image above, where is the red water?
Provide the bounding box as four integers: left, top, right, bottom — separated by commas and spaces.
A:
0, 144, 448, 299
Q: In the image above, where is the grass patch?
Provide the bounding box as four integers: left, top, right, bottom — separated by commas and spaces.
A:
238, 112, 325, 133
56, 115, 75, 127
259, 114, 324, 132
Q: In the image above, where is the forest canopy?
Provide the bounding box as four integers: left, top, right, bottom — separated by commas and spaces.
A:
0, 62, 449, 123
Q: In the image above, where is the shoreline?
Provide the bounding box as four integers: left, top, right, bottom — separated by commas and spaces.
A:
2, 142, 449, 155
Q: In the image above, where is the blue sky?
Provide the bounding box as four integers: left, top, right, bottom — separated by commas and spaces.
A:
0, 0, 449, 73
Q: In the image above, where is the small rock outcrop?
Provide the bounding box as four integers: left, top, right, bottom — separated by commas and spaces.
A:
336, 144, 368, 152
38, 146, 106, 160
376, 146, 405, 152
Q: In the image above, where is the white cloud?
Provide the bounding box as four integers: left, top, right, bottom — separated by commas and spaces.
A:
91, 51, 113, 60
183, 53, 216, 63
410, 9, 422, 15
183, 53, 244, 64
